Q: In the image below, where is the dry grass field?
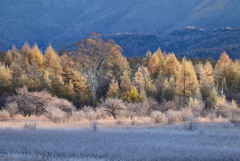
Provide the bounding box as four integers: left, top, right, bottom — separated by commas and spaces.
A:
0, 114, 240, 161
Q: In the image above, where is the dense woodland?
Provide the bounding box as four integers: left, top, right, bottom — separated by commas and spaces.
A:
0, 33, 240, 121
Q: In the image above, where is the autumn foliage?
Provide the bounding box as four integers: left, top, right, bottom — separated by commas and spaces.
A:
0, 34, 240, 122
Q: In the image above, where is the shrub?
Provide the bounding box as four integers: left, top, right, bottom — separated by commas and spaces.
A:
81, 106, 99, 121
124, 103, 140, 119
165, 110, 182, 124
160, 101, 177, 112
7, 86, 53, 117
124, 99, 157, 118
100, 98, 126, 119
179, 108, 194, 122
140, 98, 159, 116
23, 122, 37, 130
70, 111, 84, 122
0, 110, 9, 121
45, 106, 67, 123
188, 97, 204, 117
48, 98, 76, 115
95, 108, 107, 120
151, 111, 167, 124
4, 101, 18, 118
215, 95, 239, 118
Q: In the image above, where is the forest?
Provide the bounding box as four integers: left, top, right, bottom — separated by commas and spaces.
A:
0, 33, 240, 124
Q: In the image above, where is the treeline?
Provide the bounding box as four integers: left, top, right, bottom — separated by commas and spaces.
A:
0, 33, 240, 114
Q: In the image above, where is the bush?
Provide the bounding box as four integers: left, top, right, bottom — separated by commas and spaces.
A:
160, 101, 177, 112
188, 97, 204, 117
0, 110, 9, 121
166, 110, 182, 124
48, 98, 76, 115
7, 86, 53, 117
45, 106, 67, 123
124, 103, 140, 119
179, 108, 194, 122
140, 98, 159, 116
100, 98, 126, 119
215, 95, 239, 118
4, 101, 18, 118
124, 99, 157, 118
82, 106, 100, 121
23, 122, 37, 130
151, 111, 166, 124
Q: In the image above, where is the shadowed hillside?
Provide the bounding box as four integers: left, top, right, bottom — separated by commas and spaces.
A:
103, 27, 240, 59
0, 0, 240, 52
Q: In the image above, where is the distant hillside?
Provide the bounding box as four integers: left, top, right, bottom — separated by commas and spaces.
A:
103, 27, 240, 59
1, 0, 240, 52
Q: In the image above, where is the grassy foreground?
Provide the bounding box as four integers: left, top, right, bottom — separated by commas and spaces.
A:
0, 115, 240, 161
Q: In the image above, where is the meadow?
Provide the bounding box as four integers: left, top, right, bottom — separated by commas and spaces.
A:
0, 115, 240, 161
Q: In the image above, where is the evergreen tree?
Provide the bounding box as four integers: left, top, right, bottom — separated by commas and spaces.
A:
107, 78, 120, 98
162, 53, 179, 80
43, 45, 62, 75
162, 76, 176, 101
214, 51, 231, 89
176, 58, 198, 97
143, 50, 152, 67
4, 51, 12, 67
120, 69, 132, 94
0, 63, 12, 94
134, 66, 156, 97
122, 86, 142, 103
148, 48, 164, 78
31, 43, 43, 68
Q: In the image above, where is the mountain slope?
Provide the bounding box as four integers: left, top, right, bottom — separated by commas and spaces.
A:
0, 0, 240, 52
103, 27, 240, 59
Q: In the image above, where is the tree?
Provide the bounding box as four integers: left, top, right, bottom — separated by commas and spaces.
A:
31, 43, 43, 68
8, 86, 53, 117
143, 50, 152, 67
101, 98, 126, 119
176, 58, 198, 97
120, 69, 132, 94
27, 62, 43, 91
214, 51, 231, 89
148, 48, 164, 78
4, 51, 12, 67
21, 43, 32, 58
0, 63, 12, 94
197, 61, 215, 101
162, 76, 176, 101
134, 65, 156, 97
107, 78, 120, 98
225, 60, 238, 89
43, 45, 62, 75
162, 53, 179, 80
74, 33, 122, 101
122, 86, 142, 103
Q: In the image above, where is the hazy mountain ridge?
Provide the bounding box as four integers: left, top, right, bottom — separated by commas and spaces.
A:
103, 27, 240, 59
0, 0, 240, 57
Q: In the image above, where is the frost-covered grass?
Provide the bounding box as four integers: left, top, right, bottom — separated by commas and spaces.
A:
0, 123, 240, 161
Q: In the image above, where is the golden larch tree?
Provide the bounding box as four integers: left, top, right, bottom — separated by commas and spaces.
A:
43, 45, 62, 75
0, 63, 12, 94
107, 78, 120, 98
31, 43, 43, 68
214, 51, 231, 88
176, 58, 198, 97
162, 53, 179, 80
148, 48, 164, 78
